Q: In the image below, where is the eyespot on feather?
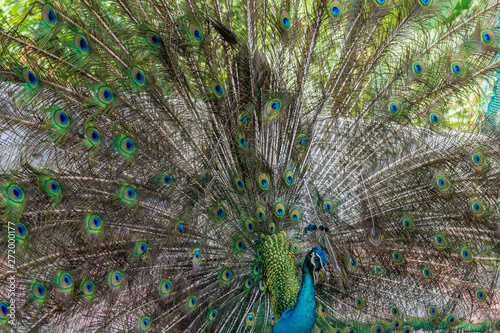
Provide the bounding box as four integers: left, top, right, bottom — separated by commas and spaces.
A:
435, 175, 451, 192
242, 217, 255, 233
186, 296, 198, 311
289, 207, 301, 222
374, 264, 385, 275
138, 316, 151, 331
387, 101, 402, 116
392, 251, 404, 265
255, 247, 263, 259
176, 222, 185, 235
255, 205, 266, 221
280, 10, 291, 30
236, 131, 248, 150
43, 179, 61, 197
118, 136, 137, 157
460, 247, 473, 262
13, 223, 27, 242
434, 234, 447, 249
323, 198, 338, 215
402, 326, 413, 333
470, 151, 486, 172
85, 126, 101, 146
233, 174, 245, 192
270, 313, 277, 325
349, 257, 357, 270
81, 280, 96, 298
0, 302, 8, 320
245, 312, 256, 326
428, 306, 438, 317
32, 283, 47, 302
211, 204, 226, 222
207, 309, 218, 322
412, 60, 425, 75
319, 235, 326, 246
96, 86, 113, 104
445, 314, 458, 327
494, 320, 500, 331
191, 248, 202, 264
450, 60, 464, 77
211, 80, 224, 98
419, 0, 433, 6
159, 173, 175, 189
189, 24, 203, 41
429, 112, 444, 126
354, 297, 365, 309
422, 266, 433, 279
5, 184, 25, 203
219, 267, 232, 283
158, 279, 172, 297
120, 186, 137, 205
471, 199, 487, 217
108, 271, 123, 289
130, 67, 146, 86
22, 68, 38, 88
265, 99, 282, 119
257, 173, 270, 190
481, 29, 495, 45
52, 109, 70, 130
41, 4, 57, 27
233, 236, 245, 253
74, 34, 89, 54
371, 326, 384, 333
146, 31, 161, 47
57, 272, 74, 292
283, 168, 294, 186
390, 321, 401, 330
238, 112, 249, 126
134, 241, 149, 258
258, 278, 266, 292
273, 201, 285, 218
475, 288, 487, 302
295, 134, 308, 149
328, 0, 342, 18
252, 264, 260, 277
428, 317, 439, 326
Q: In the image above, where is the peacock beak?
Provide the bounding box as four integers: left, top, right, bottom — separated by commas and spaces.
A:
313, 267, 321, 285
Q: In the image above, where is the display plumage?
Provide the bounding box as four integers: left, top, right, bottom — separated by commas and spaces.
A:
0, 0, 499, 332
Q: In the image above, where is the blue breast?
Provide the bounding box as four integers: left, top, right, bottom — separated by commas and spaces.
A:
272, 264, 317, 333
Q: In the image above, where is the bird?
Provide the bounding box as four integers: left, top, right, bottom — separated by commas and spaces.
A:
0, 0, 499, 332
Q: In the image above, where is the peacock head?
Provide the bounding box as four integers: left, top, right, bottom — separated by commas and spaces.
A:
307, 246, 329, 285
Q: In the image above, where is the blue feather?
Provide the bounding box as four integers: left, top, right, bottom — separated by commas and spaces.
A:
273, 257, 317, 333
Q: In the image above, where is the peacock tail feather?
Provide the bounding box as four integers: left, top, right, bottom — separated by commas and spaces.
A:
0, 0, 499, 332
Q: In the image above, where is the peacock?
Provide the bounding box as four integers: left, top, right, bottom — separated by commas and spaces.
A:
0, 0, 500, 331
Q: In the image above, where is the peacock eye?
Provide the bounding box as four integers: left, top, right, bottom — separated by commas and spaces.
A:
315, 257, 320, 262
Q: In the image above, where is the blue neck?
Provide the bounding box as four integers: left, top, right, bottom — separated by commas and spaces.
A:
295, 259, 317, 320
272, 258, 317, 333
